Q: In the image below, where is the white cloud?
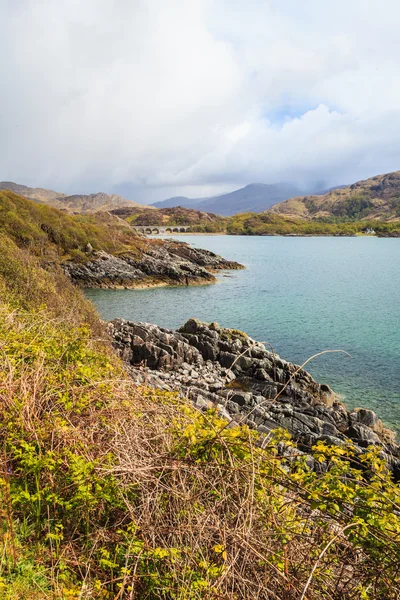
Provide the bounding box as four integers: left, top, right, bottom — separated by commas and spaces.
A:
1, 0, 400, 201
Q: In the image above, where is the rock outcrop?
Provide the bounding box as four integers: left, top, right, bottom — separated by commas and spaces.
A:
64, 240, 243, 288
109, 318, 400, 479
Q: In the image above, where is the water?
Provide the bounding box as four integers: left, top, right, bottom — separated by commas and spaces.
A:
85, 236, 400, 429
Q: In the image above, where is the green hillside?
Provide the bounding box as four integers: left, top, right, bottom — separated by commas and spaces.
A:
226, 212, 400, 236
0, 189, 143, 259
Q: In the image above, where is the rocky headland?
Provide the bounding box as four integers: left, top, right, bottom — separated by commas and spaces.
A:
109, 317, 400, 478
64, 239, 243, 288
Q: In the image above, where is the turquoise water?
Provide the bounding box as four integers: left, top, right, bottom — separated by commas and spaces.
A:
85, 236, 400, 429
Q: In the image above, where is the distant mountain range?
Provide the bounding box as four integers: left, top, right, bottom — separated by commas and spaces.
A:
2, 171, 399, 222
152, 182, 342, 216
0, 182, 154, 213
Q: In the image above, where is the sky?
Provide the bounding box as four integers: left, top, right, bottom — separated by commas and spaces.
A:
1, 0, 400, 203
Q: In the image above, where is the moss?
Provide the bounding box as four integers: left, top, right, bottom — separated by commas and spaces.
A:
220, 327, 248, 341
226, 378, 251, 391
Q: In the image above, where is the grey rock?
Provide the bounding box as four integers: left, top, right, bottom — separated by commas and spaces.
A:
196, 396, 213, 410
350, 408, 383, 434
229, 392, 253, 407
64, 241, 243, 289
345, 424, 381, 447
216, 404, 232, 422
109, 317, 400, 479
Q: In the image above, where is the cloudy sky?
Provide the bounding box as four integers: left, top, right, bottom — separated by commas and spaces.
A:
1, 0, 400, 203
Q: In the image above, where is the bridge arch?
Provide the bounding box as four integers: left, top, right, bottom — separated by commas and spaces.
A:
132, 224, 191, 235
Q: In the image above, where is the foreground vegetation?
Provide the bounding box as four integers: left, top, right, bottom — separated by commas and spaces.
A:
0, 197, 399, 598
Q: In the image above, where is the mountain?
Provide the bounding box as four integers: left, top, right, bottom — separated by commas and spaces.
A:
50, 192, 155, 214
267, 171, 400, 221
0, 180, 66, 203
0, 181, 154, 213
153, 182, 306, 215
153, 195, 204, 209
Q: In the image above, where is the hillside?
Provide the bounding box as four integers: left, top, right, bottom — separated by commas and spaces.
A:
0, 191, 400, 598
109, 202, 400, 237
0, 181, 153, 214
111, 204, 227, 230
0, 189, 139, 258
268, 171, 400, 221
0, 189, 241, 288
50, 191, 154, 214
0, 180, 66, 203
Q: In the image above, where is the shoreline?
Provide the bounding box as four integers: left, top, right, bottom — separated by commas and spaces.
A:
82, 275, 222, 290
152, 232, 358, 237
65, 241, 244, 290
151, 231, 400, 238
109, 317, 400, 480
79, 235, 399, 472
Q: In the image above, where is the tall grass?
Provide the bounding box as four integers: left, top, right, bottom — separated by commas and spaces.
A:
0, 211, 399, 599
0, 303, 399, 599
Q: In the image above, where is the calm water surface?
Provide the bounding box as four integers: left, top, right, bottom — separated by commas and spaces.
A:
86, 236, 400, 429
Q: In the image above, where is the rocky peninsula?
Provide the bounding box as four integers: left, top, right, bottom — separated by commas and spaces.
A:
64, 239, 243, 288
109, 317, 400, 479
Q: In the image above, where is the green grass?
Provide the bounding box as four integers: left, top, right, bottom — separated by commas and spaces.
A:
0, 190, 144, 260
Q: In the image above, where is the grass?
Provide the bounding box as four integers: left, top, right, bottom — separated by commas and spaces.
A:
0, 197, 399, 598
0, 189, 147, 261
1, 305, 399, 598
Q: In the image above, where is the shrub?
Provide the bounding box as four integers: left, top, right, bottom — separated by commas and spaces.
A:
0, 300, 399, 598
0, 203, 399, 598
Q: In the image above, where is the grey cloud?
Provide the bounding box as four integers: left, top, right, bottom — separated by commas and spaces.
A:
1, 0, 400, 202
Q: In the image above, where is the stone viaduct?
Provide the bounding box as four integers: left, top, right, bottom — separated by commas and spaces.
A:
131, 225, 192, 235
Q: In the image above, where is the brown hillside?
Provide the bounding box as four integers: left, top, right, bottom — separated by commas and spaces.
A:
0, 181, 154, 214
0, 180, 66, 203
267, 171, 400, 221
111, 205, 224, 226
51, 192, 155, 214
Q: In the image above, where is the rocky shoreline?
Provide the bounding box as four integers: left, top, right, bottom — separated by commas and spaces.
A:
109, 317, 400, 479
63, 239, 244, 288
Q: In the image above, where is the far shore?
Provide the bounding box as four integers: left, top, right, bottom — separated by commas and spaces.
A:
150, 232, 392, 238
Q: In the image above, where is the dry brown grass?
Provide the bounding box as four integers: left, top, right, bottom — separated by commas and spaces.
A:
1, 316, 400, 598
0, 233, 399, 599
